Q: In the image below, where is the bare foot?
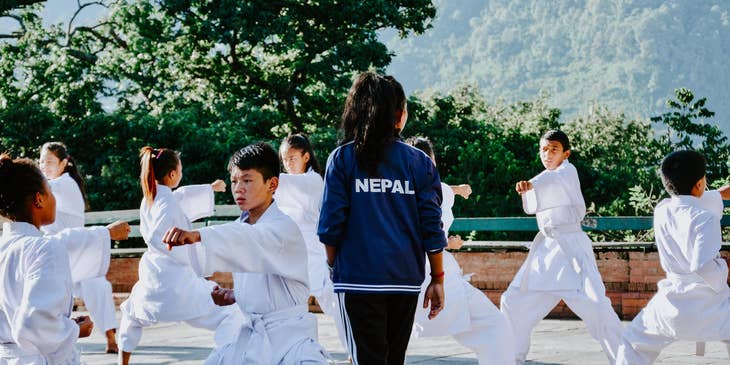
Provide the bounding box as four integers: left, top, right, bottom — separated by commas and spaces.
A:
119, 351, 131, 365
105, 328, 119, 354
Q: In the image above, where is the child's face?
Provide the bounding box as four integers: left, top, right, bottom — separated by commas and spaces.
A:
229, 167, 276, 212
281, 148, 309, 174
39, 150, 66, 180
539, 139, 570, 171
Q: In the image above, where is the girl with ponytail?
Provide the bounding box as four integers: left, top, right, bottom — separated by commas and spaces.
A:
0, 153, 129, 364
317, 72, 446, 364
39, 141, 120, 353
117, 147, 243, 365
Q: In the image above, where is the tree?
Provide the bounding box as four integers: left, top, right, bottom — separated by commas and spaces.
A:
92, 0, 436, 135
651, 87, 730, 183
0, 0, 45, 14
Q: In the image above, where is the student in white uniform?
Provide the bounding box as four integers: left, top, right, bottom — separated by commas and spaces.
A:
500, 130, 622, 364
118, 147, 244, 365
0, 153, 129, 365
38, 141, 119, 353
277, 133, 348, 351
406, 137, 515, 364
163, 142, 328, 365
616, 150, 730, 365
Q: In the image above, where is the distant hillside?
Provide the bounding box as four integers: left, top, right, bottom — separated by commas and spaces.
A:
382, 0, 730, 135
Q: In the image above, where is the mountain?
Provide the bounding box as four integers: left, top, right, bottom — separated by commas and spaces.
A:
382, 0, 730, 135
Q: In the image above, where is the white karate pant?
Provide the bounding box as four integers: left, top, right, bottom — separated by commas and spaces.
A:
315, 279, 348, 352
500, 271, 622, 365
616, 311, 730, 365
74, 276, 116, 332
118, 304, 242, 352
616, 318, 674, 365
453, 284, 515, 364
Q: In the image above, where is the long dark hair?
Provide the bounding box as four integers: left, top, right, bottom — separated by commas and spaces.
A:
139, 146, 180, 207
41, 142, 88, 209
339, 72, 406, 176
279, 134, 322, 175
0, 153, 47, 221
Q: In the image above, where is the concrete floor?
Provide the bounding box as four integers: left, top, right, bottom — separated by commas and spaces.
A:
76, 312, 730, 364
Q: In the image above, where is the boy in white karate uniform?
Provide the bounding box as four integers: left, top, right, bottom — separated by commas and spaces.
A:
616, 150, 730, 365
500, 130, 623, 364
163, 142, 327, 365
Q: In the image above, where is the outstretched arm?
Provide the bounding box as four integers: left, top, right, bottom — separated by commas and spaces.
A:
450, 184, 472, 199
163, 227, 201, 250
515, 180, 533, 194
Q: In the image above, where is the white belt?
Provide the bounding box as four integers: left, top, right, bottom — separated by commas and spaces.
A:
243, 304, 309, 365
666, 272, 703, 285
520, 223, 584, 292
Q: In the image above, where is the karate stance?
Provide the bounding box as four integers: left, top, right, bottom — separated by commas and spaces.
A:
407, 136, 515, 364
118, 147, 243, 365
164, 142, 328, 364
500, 130, 622, 364
39, 141, 119, 353
616, 150, 730, 364
0, 153, 129, 365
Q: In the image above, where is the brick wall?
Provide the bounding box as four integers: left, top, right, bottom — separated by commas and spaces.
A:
91, 246, 730, 320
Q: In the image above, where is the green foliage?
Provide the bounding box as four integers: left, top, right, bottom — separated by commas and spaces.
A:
404, 86, 559, 240
95, 0, 435, 134
650, 87, 730, 183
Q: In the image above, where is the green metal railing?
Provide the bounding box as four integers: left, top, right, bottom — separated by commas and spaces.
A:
80, 200, 730, 239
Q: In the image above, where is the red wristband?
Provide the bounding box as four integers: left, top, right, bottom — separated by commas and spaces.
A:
430, 271, 444, 279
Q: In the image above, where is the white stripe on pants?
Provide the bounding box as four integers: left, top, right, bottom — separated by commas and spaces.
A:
336, 292, 358, 364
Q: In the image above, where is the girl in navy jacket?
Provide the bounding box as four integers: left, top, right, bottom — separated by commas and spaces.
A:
317, 72, 446, 365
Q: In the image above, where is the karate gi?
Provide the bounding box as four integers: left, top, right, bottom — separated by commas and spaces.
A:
276, 170, 347, 350
616, 190, 730, 365
413, 183, 515, 364
500, 160, 622, 364
118, 184, 243, 353
41, 172, 116, 334
1, 222, 109, 364
195, 202, 327, 365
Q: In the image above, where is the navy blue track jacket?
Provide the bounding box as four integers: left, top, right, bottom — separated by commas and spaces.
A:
317, 140, 447, 294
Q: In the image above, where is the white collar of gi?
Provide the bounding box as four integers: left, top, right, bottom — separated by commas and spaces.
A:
237, 201, 280, 224
156, 184, 173, 195
671, 194, 702, 207
2, 221, 43, 239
